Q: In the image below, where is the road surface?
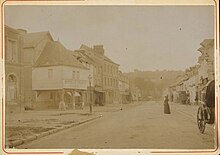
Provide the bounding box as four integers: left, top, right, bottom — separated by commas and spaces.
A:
18, 101, 215, 149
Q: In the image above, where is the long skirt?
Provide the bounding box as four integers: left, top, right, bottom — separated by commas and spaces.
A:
164, 103, 171, 114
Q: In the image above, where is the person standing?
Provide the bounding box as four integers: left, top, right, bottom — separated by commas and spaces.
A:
164, 95, 171, 114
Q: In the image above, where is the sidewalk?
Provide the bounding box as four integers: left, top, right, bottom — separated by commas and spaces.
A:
5, 101, 142, 148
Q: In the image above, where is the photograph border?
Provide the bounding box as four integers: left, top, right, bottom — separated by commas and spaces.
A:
0, 0, 219, 154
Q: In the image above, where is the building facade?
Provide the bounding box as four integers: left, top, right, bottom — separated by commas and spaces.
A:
118, 71, 130, 104
168, 39, 214, 105
32, 41, 90, 109
79, 44, 120, 105
5, 26, 24, 112
22, 31, 54, 108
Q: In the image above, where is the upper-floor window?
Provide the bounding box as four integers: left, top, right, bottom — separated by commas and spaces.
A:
104, 64, 106, 73
7, 39, 18, 63
76, 71, 80, 79
108, 65, 110, 74
48, 69, 53, 79
72, 71, 76, 79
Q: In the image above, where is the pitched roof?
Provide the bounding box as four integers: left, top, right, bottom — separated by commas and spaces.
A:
34, 41, 87, 69
200, 39, 214, 47
5, 25, 22, 35
72, 50, 96, 65
83, 52, 103, 66
80, 44, 119, 66
103, 55, 119, 66
24, 31, 53, 48
80, 44, 93, 51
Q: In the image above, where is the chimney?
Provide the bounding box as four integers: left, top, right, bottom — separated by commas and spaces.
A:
93, 45, 104, 56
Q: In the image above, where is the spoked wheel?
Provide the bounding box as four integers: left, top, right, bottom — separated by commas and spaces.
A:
197, 106, 206, 134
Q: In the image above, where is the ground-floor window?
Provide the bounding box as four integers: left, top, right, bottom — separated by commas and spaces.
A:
7, 74, 17, 102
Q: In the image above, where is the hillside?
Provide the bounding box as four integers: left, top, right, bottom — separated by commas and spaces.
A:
124, 70, 184, 100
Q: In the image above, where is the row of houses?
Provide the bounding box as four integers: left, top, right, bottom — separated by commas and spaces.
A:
166, 39, 214, 105
5, 25, 141, 112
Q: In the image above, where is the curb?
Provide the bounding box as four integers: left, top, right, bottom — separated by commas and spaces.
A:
7, 114, 102, 148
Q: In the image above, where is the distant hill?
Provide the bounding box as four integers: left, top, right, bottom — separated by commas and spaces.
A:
124, 70, 184, 100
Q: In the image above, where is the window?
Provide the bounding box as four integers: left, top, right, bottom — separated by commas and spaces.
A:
7, 74, 17, 102
7, 39, 18, 63
77, 71, 80, 79
48, 69, 53, 79
72, 71, 76, 79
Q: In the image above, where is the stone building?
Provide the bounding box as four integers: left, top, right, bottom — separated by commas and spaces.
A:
5, 25, 54, 111
118, 71, 130, 104
79, 44, 120, 105
73, 49, 105, 106
5, 26, 24, 112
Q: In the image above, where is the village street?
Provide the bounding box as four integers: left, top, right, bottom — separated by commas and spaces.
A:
17, 101, 215, 149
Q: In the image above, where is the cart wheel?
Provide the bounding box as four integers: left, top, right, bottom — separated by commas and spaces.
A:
197, 106, 206, 134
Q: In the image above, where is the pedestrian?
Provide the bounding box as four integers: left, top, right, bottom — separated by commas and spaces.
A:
164, 95, 171, 114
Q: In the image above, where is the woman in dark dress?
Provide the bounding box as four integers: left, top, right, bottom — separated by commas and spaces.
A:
164, 95, 171, 114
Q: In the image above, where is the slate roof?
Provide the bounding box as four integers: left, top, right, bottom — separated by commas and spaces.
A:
79, 44, 119, 66
34, 41, 87, 69
103, 55, 119, 66
72, 50, 96, 65
24, 31, 53, 48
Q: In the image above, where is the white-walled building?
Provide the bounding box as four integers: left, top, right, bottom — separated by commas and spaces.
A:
118, 71, 130, 104
32, 41, 90, 109
168, 39, 214, 105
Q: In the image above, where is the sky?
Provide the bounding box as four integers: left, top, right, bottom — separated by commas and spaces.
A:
4, 5, 214, 72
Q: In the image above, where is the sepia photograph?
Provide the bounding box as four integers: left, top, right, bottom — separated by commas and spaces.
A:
1, 1, 219, 154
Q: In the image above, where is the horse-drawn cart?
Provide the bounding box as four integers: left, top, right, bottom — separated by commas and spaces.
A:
197, 80, 215, 134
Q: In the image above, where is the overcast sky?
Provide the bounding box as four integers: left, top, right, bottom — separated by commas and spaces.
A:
4, 5, 214, 72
